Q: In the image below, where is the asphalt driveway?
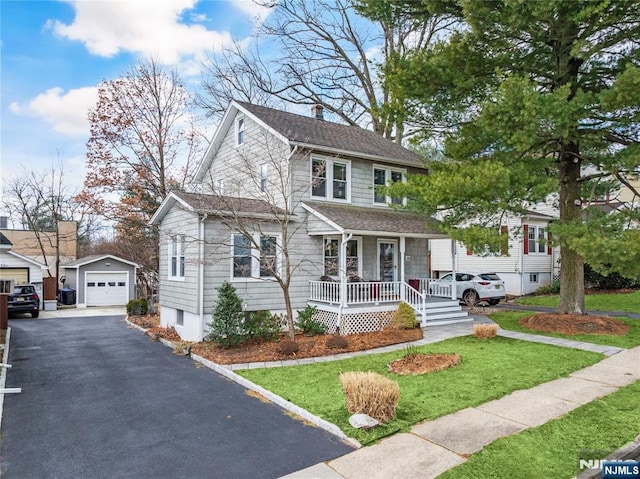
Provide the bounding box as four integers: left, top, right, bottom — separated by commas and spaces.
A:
2, 314, 353, 478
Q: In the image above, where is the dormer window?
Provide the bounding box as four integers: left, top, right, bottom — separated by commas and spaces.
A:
236, 117, 245, 146
373, 166, 405, 205
311, 157, 350, 202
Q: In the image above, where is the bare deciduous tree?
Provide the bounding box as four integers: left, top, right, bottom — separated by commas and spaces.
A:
199, 0, 455, 141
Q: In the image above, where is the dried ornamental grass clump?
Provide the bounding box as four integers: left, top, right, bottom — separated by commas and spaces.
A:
473, 323, 499, 339
339, 371, 400, 424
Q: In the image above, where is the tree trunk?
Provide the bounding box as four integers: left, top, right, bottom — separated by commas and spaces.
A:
557, 142, 585, 314
282, 285, 295, 340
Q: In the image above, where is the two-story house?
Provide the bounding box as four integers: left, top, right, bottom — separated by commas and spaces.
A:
151, 101, 469, 341
430, 210, 558, 296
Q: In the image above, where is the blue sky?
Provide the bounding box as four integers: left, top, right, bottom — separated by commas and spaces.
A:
1, 0, 270, 196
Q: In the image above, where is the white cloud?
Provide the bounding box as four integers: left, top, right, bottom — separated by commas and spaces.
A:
229, 0, 273, 26
50, 0, 232, 65
10, 86, 98, 136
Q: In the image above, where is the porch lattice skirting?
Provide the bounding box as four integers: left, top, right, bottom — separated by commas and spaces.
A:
312, 307, 396, 335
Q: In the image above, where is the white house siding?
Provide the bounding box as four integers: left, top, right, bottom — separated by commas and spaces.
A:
0, 251, 46, 306
430, 217, 553, 296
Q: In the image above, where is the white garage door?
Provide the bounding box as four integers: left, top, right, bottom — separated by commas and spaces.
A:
86, 272, 128, 306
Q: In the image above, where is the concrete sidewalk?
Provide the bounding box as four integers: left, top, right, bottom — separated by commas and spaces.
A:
281, 346, 640, 479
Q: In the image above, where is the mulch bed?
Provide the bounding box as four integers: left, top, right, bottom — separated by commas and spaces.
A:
388, 353, 461, 376
519, 313, 630, 336
190, 328, 424, 365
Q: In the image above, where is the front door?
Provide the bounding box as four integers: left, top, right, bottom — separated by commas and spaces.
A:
378, 240, 397, 282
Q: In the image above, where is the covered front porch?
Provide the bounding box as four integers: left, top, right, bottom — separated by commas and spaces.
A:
301, 202, 471, 333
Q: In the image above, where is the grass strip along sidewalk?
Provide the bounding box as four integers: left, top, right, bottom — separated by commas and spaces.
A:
491, 311, 640, 349
438, 379, 640, 479
238, 336, 602, 445
515, 290, 640, 314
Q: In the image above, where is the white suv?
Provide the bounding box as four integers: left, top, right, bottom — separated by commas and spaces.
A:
434, 272, 506, 306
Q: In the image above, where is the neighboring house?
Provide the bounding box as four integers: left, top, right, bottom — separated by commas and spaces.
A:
0, 232, 49, 306
152, 101, 469, 342
0, 220, 78, 277
430, 210, 558, 296
61, 255, 139, 308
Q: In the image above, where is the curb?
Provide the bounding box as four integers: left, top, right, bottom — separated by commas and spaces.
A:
576, 433, 640, 479
123, 318, 361, 449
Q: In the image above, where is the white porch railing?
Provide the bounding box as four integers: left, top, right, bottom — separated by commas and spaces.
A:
415, 278, 452, 299
309, 279, 452, 305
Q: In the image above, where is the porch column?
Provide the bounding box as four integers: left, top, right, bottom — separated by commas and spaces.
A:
399, 236, 406, 282
340, 232, 352, 307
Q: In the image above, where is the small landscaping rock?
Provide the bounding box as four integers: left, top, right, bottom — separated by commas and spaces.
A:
349, 413, 379, 429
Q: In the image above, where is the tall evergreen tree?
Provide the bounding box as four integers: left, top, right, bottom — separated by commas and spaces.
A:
367, 0, 640, 314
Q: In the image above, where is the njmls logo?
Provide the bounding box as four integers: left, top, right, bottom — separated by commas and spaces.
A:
579, 459, 606, 470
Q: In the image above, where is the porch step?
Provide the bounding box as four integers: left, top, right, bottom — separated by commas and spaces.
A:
423, 316, 474, 327
423, 311, 471, 322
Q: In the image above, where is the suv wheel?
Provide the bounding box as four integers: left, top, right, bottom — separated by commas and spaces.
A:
463, 290, 479, 306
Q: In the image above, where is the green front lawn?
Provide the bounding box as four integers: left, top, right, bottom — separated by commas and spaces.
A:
491, 311, 640, 349
438, 379, 640, 479
515, 290, 640, 313
238, 336, 602, 445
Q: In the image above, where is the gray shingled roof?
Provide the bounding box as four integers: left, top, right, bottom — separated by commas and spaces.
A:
236, 102, 424, 167
303, 202, 444, 237
173, 191, 287, 217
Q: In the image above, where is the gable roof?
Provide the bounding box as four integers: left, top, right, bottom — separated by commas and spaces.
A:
150, 191, 287, 225
195, 101, 425, 181
0, 232, 11, 249
302, 202, 446, 238
0, 250, 49, 269
63, 254, 140, 269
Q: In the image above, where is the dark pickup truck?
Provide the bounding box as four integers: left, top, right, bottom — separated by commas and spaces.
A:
8, 284, 40, 318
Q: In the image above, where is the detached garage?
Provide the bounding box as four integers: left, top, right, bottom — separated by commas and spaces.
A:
62, 255, 139, 307
0, 233, 49, 305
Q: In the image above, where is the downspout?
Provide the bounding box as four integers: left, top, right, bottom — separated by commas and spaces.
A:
337, 232, 353, 331
199, 213, 208, 340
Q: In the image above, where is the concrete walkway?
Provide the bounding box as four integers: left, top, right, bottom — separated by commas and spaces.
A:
281, 345, 640, 479
271, 315, 636, 478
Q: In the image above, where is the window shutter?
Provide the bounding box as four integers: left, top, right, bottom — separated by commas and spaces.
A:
523, 224, 529, 255
547, 231, 552, 255
500, 225, 508, 256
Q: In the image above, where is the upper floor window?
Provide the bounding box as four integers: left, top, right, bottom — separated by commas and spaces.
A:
215, 179, 224, 195
311, 158, 350, 201
170, 235, 185, 279
525, 225, 548, 254
236, 117, 245, 146
373, 166, 405, 205
260, 164, 268, 193
232, 233, 281, 279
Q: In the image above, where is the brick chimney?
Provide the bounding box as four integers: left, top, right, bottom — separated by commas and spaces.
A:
311, 104, 324, 120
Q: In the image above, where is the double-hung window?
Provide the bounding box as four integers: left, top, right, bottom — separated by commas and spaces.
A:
170, 235, 185, 279
373, 166, 405, 205
260, 164, 268, 193
232, 233, 280, 279
526, 226, 548, 254
311, 158, 350, 201
236, 117, 245, 146
323, 237, 361, 278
